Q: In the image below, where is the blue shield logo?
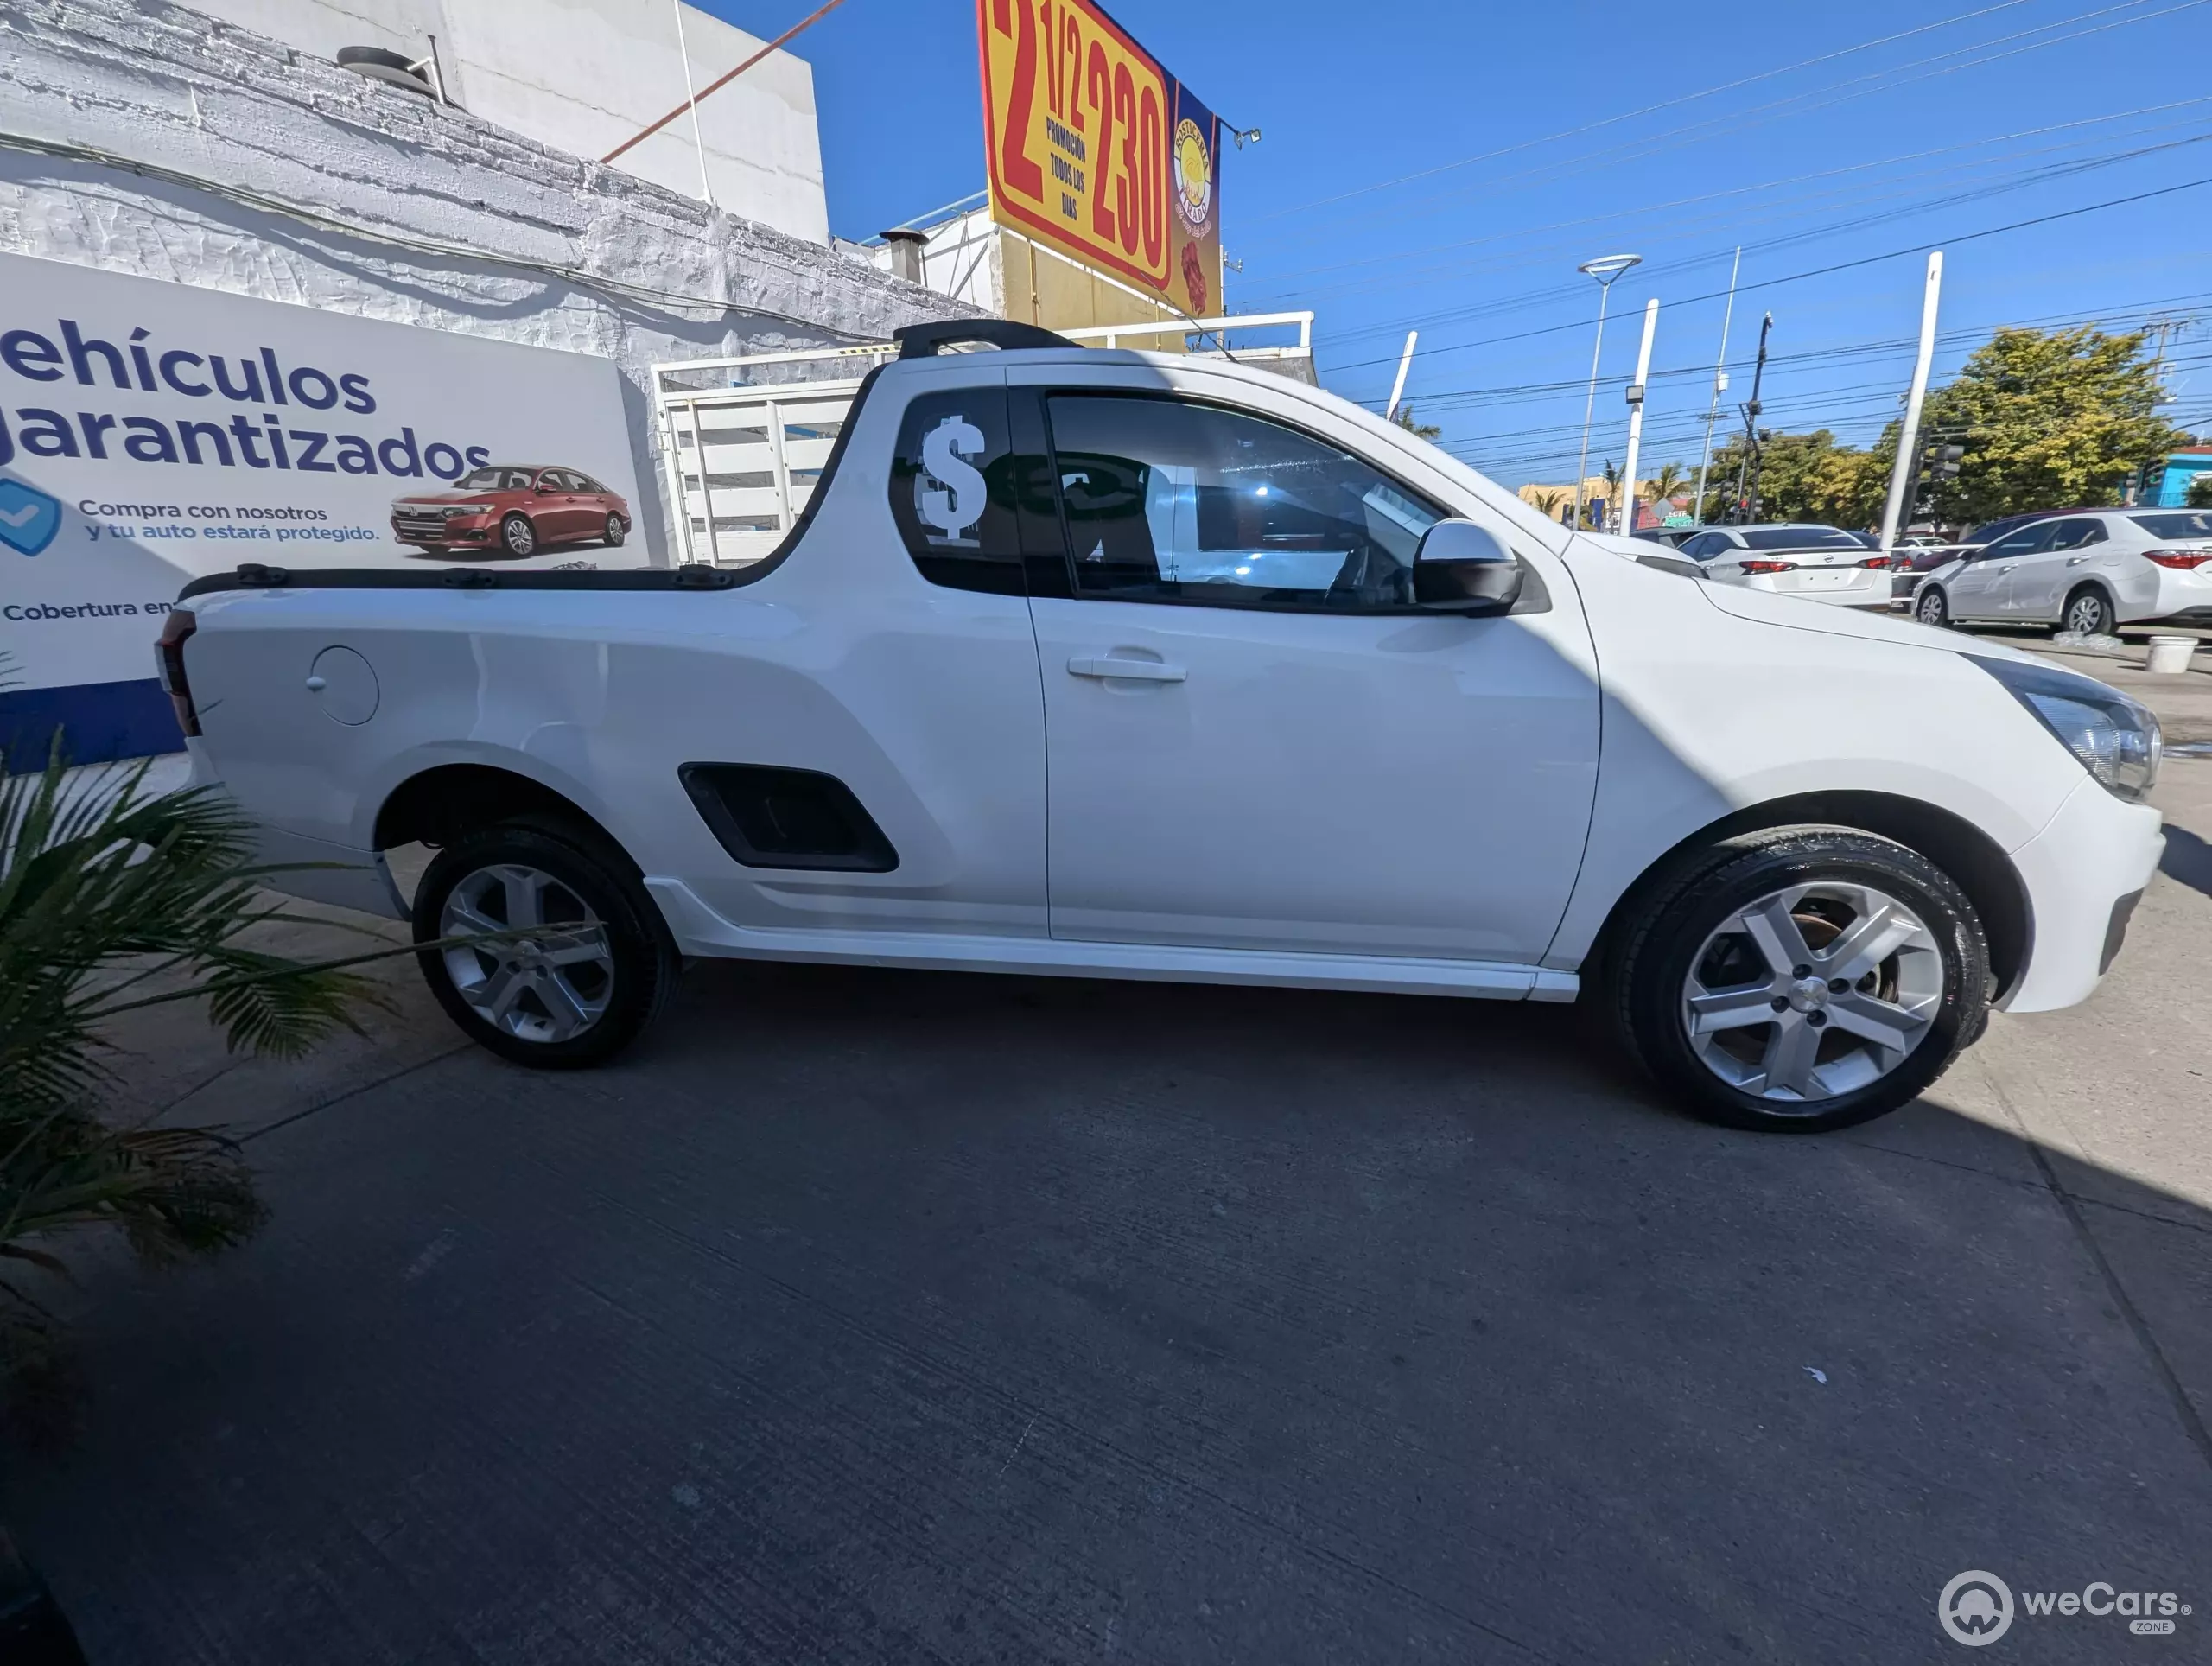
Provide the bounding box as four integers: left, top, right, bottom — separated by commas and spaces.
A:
0, 480, 61, 556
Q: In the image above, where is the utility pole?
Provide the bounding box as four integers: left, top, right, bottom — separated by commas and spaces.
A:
1385, 330, 1419, 424
1693, 246, 1740, 525
2134, 315, 2181, 505
1878, 251, 1943, 557
1731, 313, 1772, 525
671, 0, 715, 206
1618, 297, 1661, 534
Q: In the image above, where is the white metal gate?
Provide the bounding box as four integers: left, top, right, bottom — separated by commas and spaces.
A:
652, 342, 897, 567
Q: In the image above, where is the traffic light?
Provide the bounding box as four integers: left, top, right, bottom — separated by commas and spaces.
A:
1923, 442, 1964, 481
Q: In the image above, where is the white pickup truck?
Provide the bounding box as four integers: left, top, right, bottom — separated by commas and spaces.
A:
160, 320, 2165, 1133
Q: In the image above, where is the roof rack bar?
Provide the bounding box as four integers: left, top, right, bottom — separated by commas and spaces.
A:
893, 319, 1071, 358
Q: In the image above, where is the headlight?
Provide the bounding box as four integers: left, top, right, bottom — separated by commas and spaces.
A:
1966, 654, 2161, 802
440, 505, 478, 518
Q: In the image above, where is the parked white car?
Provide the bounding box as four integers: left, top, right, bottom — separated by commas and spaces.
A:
1912, 507, 2212, 633
158, 321, 2166, 1134
1672, 524, 1893, 608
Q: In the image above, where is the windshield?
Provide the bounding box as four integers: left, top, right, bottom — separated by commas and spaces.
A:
2131, 512, 2212, 540
455, 467, 533, 490
1739, 526, 1876, 551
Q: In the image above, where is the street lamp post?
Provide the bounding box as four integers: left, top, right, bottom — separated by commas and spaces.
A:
1573, 255, 1642, 531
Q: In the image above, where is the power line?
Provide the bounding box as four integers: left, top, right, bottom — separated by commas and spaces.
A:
0, 128, 877, 337
1294, 119, 2212, 352
1254, 99, 2212, 294
1254, 0, 2201, 249
1247, 0, 2041, 224
1320, 173, 2212, 377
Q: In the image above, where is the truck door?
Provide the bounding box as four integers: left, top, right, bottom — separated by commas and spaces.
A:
624, 365, 1049, 944
1014, 368, 1601, 966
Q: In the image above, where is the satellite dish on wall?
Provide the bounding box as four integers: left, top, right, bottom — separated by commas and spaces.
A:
335, 46, 443, 102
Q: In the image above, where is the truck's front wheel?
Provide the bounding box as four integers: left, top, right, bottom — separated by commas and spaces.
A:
412, 822, 679, 1067
1609, 828, 1988, 1132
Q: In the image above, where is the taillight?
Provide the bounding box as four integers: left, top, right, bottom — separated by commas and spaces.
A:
155, 608, 201, 737
1858, 556, 1894, 569
2145, 549, 2212, 570
1738, 559, 1797, 575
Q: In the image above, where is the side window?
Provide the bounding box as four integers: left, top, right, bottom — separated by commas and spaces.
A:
1680, 532, 1723, 559
2046, 519, 2106, 550
1043, 394, 1446, 609
887, 386, 1022, 595
572, 473, 606, 494
1983, 524, 2055, 560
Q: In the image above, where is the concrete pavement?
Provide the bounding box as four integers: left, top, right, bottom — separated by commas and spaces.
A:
4, 760, 2210, 1663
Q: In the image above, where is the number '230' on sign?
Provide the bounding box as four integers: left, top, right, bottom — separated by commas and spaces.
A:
978, 0, 1224, 315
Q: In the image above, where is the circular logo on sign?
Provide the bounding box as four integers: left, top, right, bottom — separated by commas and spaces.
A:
1173, 117, 1212, 230
1938, 1572, 2015, 1647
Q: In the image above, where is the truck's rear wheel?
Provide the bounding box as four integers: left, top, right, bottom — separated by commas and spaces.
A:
1609, 828, 1987, 1132
412, 822, 678, 1067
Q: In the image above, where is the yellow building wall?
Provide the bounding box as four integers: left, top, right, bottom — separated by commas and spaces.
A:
999, 232, 1193, 350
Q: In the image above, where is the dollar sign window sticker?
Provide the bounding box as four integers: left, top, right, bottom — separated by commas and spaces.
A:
917, 413, 988, 548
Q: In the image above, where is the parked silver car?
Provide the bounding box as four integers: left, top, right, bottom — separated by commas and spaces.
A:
1911, 508, 2212, 633
1674, 524, 1892, 608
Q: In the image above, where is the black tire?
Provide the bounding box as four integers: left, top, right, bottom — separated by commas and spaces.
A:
2061, 584, 2114, 636
501, 513, 537, 557
1915, 586, 1950, 628
603, 513, 626, 548
1610, 827, 1988, 1133
412, 820, 679, 1068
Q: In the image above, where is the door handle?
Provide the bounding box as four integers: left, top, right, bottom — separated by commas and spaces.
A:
1068, 656, 1186, 682
2066, 554, 2094, 565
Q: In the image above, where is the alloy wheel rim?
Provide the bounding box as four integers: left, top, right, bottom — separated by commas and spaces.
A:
506, 518, 533, 554
2067, 595, 2103, 633
1680, 881, 1943, 1109
1918, 592, 1943, 624
439, 863, 613, 1043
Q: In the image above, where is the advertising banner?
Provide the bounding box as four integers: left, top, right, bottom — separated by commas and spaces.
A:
0, 252, 645, 766
977, 0, 1224, 317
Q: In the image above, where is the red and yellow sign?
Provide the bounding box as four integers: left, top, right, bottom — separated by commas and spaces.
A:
978, 0, 1223, 315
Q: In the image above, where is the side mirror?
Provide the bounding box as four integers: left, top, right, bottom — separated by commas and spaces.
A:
1413, 519, 1523, 614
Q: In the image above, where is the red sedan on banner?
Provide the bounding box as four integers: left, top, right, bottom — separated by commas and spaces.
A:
391, 465, 630, 558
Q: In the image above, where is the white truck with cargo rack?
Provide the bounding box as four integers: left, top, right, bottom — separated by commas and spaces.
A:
156, 320, 2167, 1133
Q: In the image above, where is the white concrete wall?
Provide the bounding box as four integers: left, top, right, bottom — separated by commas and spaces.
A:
182, 0, 830, 243
0, 0, 963, 559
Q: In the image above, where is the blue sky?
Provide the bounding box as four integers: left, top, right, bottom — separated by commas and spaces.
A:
701, 0, 2212, 489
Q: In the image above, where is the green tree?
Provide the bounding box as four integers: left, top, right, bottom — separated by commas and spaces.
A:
2187, 474, 2212, 509
1698, 429, 1885, 527
1643, 461, 1694, 506
1918, 325, 2182, 523
1390, 404, 1442, 441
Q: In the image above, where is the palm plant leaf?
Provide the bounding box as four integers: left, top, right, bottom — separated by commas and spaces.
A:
0, 724, 387, 1418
